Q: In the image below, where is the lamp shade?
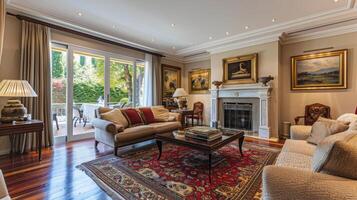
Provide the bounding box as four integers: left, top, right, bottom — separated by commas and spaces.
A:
172, 88, 188, 97
0, 80, 37, 97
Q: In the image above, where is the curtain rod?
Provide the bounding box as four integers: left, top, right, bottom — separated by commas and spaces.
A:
6, 12, 164, 57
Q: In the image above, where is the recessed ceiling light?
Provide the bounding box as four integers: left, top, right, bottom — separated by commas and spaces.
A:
172, 46, 176, 50
112, 25, 116, 29
151, 38, 155, 42
208, 36, 213, 40
77, 12, 83, 16
334, 0, 339, 2
272, 18, 276, 23
225, 31, 230, 36
171, 23, 175, 27
244, 26, 249, 30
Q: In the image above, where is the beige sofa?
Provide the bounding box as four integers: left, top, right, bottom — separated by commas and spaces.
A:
92, 106, 181, 156
0, 170, 10, 200
262, 114, 357, 200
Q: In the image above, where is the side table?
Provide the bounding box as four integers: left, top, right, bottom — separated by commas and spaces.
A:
171, 109, 194, 127
0, 120, 44, 161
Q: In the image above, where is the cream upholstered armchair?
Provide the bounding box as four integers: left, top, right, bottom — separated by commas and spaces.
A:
0, 170, 10, 200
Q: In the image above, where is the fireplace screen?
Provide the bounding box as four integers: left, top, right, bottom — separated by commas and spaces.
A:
223, 102, 253, 130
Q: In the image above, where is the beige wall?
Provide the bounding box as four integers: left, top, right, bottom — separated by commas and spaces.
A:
281, 32, 357, 124
0, 15, 22, 154
183, 60, 211, 125
161, 58, 184, 68
210, 41, 281, 137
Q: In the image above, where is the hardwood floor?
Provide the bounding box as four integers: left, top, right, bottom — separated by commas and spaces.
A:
0, 137, 284, 200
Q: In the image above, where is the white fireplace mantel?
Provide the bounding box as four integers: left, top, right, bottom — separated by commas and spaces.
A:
210, 83, 272, 139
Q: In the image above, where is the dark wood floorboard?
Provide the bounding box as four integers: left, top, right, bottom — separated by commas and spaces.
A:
0, 137, 284, 200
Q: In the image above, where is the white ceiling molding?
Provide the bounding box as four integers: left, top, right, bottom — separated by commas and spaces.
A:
6, 0, 165, 54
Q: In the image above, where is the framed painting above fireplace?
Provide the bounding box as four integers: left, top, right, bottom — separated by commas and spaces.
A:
291, 49, 347, 90
223, 53, 258, 85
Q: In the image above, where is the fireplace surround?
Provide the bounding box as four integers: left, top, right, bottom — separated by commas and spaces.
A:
211, 84, 272, 139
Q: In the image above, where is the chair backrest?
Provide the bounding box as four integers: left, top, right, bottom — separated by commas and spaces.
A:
305, 103, 331, 125
355, 106, 357, 114
193, 102, 204, 115
0, 170, 9, 199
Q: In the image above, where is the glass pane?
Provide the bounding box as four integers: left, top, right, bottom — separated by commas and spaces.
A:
51, 47, 67, 137
109, 59, 134, 108
135, 61, 145, 107
73, 51, 105, 135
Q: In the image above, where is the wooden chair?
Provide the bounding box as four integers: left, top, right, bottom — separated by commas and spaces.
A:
186, 102, 204, 126
294, 103, 331, 125
355, 106, 357, 114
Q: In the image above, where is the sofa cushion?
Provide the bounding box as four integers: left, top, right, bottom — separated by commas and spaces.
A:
275, 152, 312, 170
114, 126, 155, 144
139, 107, 156, 124
121, 108, 145, 127
151, 106, 171, 122
312, 131, 356, 172
321, 134, 357, 179
290, 125, 312, 140
100, 108, 129, 128
281, 139, 316, 156
148, 121, 181, 133
337, 113, 357, 124
307, 117, 349, 145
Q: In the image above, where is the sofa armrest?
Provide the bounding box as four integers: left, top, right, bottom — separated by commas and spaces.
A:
0, 170, 9, 200
290, 125, 312, 140
262, 166, 357, 200
92, 118, 118, 134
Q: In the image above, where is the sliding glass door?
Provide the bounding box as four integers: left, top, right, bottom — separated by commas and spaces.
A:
51, 43, 145, 142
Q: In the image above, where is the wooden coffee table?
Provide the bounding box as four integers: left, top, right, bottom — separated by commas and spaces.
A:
155, 129, 244, 182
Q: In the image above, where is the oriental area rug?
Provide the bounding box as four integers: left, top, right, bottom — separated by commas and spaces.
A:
78, 142, 280, 200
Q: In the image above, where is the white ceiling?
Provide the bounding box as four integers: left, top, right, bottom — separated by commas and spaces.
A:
7, 0, 357, 57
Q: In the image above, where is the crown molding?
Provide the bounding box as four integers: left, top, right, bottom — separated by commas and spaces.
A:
6, 0, 165, 55
176, 2, 357, 57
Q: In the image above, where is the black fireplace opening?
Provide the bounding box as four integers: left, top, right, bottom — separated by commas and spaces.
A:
223, 102, 253, 130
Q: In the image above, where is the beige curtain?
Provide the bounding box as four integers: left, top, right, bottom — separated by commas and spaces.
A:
14, 20, 53, 153
0, 0, 5, 64
153, 55, 162, 105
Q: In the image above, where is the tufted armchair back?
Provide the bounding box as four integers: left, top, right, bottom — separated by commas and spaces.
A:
295, 103, 331, 125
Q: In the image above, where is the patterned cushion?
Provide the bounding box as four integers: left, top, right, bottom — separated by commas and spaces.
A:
139, 107, 156, 124
100, 108, 129, 128
151, 106, 170, 122
307, 117, 349, 145
121, 108, 145, 127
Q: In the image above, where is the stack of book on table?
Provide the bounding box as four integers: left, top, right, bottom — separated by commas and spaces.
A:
185, 126, 222, 141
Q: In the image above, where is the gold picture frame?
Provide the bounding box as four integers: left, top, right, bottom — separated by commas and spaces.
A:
291, 49, 347, 90
188, 69, 211, 94
162, 64, 181, 99
223, 53, 258, 84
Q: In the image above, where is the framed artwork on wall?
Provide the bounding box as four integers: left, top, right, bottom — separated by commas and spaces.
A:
223, 53, 258, 84
188, 69, 211, 94
162, 64, 181, 99
291, 49, 347, 90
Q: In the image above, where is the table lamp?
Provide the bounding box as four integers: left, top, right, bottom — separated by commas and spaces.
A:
173, 88, 188, 109
0, 80, 38, 122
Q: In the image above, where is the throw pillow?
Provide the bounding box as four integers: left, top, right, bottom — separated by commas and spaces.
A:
151, 106, 170, 122
321, 134, 357, 179
348, 120, 357, 131
311, 131, 356, 172
337, 113, 357, 124
100, 108, 129, 128
139, 107, 156, 124
307, 117, 349, 145
121, 108, 145, 127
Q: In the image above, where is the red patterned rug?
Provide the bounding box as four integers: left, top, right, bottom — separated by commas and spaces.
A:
78, 142, 279, 200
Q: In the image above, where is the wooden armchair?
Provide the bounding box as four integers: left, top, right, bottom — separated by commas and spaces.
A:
294, 103, 331, 125
186, 102, 204, 126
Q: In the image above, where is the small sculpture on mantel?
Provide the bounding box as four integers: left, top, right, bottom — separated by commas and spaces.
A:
259, 75, 274, 86
212, 81, 223, 89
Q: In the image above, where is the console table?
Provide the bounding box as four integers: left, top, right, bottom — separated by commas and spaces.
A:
0, 120, 44, 161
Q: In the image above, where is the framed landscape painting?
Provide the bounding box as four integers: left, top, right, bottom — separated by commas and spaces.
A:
162, 64, 181, 98
223, 53, 258, 84
188, 69, 211, 94
291, 49, 347, 90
